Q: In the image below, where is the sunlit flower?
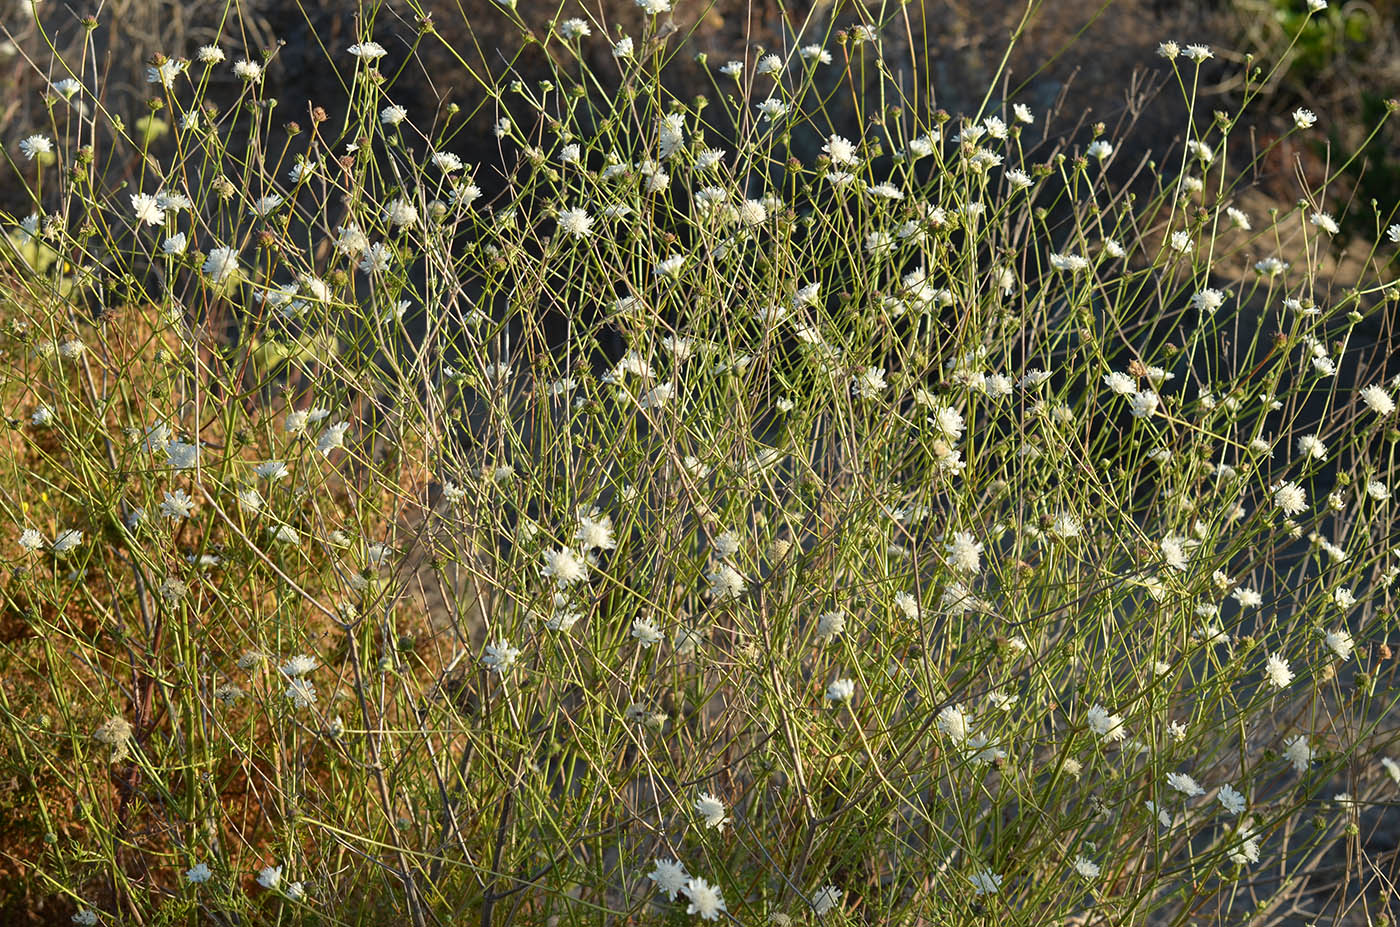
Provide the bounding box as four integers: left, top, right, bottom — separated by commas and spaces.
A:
682, 877, 726, 920
648, 858, 687, 897
694, 792, 728, 830
1265, 652, 1294, 688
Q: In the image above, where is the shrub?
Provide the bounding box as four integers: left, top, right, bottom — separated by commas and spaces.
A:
2, 0, 1399, 924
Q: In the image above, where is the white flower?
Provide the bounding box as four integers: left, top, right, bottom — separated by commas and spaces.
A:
1324, 628, 1355, 661
1086, 704, 1127, 742
185, 862, 213, 884
1283, 735, 1313, 773
757, 53, 784, 75
969, 870, 1002, 895
203, 246, 240, 283
1229, 824, 1262, 864
682, 877, 727, 920
1311, 212, 1339, 235
648, 858, 687, 897
1169, 230, 1193, 252
131, 192, 166, 226
52, 528, 84, 555
1166, 771, 1205, 797
1293, 108, 1317, 129
160, 441, 198, 472
18, 528, 44, 552
1297, 434, 1328, 461
894, 591, 921, 621
1234, 587, 1263, 608
1218, 783, 1246, 814
695, 792, 728, 830
756, 98, 789, 121
1086, 140, 1113, 160
654, 254, 685, 278
542, 546, 589, 585
1013, 103, 1034, 123
823, 134, 859, 166
1264, 652, 1294, 688
936, 704, 972, 743
811, 884, 843, 916
738, 198, 768, 225
816, 611, 846, 641
197, 45, 225, 64
317, 421, 351, 456
19, 135, 53, 160
1183, 44, 1213, 62
946, 531, 983, 573
383, 198, 418, 228
279, 654, 318, 677
825, 678, 855, 702
159, 489, 196, 519
1050, 511, 1082, 538
557, 206, 593, 238
257, 865, 283, 889
1191, 288, 1225, 313
1360, 384, 1395, 415
1050, 252, 1089, 272
1073, 856, 1101, 880
632, 616, 662, 647
1103, 371, 1135, 395
638, 383, 674, 409
1158, 41, 1180, 59
612, 36, 634, 58
249, 194, 283, 217
482, 639, 521, 674
358, 243, 393, 274
1129, 390, 1160, 419
381, 104, 408, 126
1274, 481, 1307, 515
285, 677, 317, 707
162, 232, 187, 255
347, 41, 387, 60
575, 513, 615, 551
558, 18, 591, 40
853, 366, 887, 399
707, 563, 746, 600
232, 59, 263, 83
1307, 0, 1328, 9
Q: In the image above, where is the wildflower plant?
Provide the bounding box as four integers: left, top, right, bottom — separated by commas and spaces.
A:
1, 0, 1399, 923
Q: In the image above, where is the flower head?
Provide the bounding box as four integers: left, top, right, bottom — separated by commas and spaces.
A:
19, 135, 53, 160
347, 41, 387, 60
682, 877, 727, 920
694, 792, 728, 830
1264, 652, 1294, 688
232, 59, 263, 83
648, 858, 688, 897
203, 246, 240, 284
